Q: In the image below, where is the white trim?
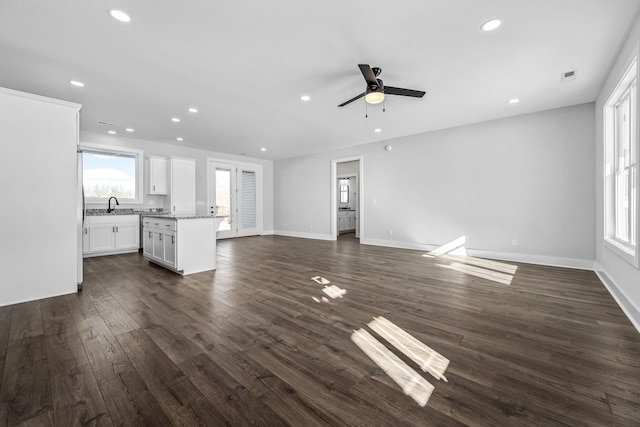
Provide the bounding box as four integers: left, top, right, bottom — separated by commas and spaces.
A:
594, 264, 640, 333
261, 230, 275, 235
78, 142, 144, 205
0, 86, 81, 110
331, 155, 364, 241
273, 230, 333, 240
360, 237, 594, 270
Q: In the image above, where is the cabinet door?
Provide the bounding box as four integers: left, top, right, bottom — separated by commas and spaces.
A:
163, 232, 176, 268
88, 224, 115, 252
171, 159, 196, 214
152, 232, 164, 261
114, 223, 139, 250
143, 228, 153, 257
148, 157, 167, 195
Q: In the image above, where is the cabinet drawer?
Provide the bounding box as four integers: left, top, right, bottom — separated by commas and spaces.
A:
88, 214, 139, 225
143, 218, 177, 231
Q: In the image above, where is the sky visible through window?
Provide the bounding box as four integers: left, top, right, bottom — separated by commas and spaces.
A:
83, 151, 136, 199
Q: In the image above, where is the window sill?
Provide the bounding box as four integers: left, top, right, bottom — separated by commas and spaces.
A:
605, 237, 639, 268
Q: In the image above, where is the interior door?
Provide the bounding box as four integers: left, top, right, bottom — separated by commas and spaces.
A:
208, 160, 263, 239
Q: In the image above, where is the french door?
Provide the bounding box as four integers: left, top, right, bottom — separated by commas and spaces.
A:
208, 160, 263, 239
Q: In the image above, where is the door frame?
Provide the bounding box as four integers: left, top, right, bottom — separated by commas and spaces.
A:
330, 155, 364, 241
206, 158, 263, 238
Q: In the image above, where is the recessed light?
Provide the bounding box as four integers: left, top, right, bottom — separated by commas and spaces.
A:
69, 80, 85, 87
481, 18, 501, 31
171, 117, 181, 122
300, 95, 311, 102
374, 128, 382, 133
108, 130, 117, 135
508, 98, 520, 104
125, 128, 134, 132
260, 147, 267, 152
108, 9, 131, 23
176, 137, 184, 141
188, 107, 198, 113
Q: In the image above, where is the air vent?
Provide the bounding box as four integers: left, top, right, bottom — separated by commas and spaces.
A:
561, 70, 577, 83
97, 120, 119, 127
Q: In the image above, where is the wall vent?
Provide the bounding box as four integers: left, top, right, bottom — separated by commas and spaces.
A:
97, 120, 119, 127
561, 70, 577, 82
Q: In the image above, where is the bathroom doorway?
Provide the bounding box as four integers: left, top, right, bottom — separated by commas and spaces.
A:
330, 156, 364, 241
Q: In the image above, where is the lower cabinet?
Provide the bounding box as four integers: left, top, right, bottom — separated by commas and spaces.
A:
338, 211, 356, 233
83, 215, 140, 257
142, 216, 216, 275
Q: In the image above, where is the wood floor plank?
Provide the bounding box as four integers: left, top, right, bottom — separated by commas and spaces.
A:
0, 336, 51, 425
0, 235, 638, 425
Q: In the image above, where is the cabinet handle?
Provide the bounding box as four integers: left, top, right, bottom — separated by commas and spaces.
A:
84, 227, 87, 235
148, 231, 152, 238
153, 185, 155, 191
173, 205, 176, 212
112, 226, 115, 233
116, 226, 119, 232
172, 236, 175, 244
159, 234, 163, 241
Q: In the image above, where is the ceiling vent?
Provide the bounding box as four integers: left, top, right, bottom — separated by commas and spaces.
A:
97, 120, 119, 127
561, 70, 577, 83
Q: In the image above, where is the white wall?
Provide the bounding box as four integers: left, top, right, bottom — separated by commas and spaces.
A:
0, 88, 80, 306
595, 14, 640, 330
275, 103, 595, 267
80, 131, 274, 233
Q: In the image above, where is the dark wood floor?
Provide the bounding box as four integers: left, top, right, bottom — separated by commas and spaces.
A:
1, 235, 639, 426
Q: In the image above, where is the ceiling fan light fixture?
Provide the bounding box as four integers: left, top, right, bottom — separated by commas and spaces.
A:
481, 18, 501, 31
365, 90, 385, 104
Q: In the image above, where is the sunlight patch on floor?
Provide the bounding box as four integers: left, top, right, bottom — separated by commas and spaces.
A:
423, 236, 518, 285
351, 328, 434, 407
309, 276, 346, 303
368, 316, 449, 382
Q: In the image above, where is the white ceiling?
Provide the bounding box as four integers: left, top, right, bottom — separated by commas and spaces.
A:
1, 0, 639, 160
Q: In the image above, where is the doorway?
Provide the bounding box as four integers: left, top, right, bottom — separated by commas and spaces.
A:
207, 159, 263, 239
330, 155, 364, 241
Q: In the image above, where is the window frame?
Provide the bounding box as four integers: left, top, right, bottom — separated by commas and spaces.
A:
79, 142, 144, 205
604, 56, 640, 268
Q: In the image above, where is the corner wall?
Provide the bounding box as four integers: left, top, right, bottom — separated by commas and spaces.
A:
274, 103, 596, 268
595, 14, 640, 331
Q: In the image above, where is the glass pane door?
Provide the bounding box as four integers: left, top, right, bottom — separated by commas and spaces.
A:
216, 169, 232, 232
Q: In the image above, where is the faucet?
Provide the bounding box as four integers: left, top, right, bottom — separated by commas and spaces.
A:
107, 196, 119, 213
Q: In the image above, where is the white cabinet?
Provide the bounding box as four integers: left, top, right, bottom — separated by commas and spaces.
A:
146, 156, 167, 195
142, 216, 215, 275
83, 215, 140, 257
338, 210, 356, 233
163, 158, 196, 214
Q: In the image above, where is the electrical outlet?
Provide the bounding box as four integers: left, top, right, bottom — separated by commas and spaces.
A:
148, 199, 155, 206
388, 229, 393, 235
309, 225, 313, 230
512, 239, 518, 246
283, 223, 287, 228
371, 198, 377, 205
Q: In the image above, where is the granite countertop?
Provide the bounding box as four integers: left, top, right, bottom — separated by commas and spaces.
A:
86, 208, 152, 216
142, 213, 217, 220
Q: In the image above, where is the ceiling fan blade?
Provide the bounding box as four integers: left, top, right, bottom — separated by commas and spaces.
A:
358, 64, 378, 87
384, 86, 426, 98
338, 92, 365, 107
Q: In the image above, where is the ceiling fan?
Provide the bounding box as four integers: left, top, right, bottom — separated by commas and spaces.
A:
337, 64, 426, 107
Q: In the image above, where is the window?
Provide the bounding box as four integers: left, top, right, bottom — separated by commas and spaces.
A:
604, 58, 639, 267
80, 144, 143, 204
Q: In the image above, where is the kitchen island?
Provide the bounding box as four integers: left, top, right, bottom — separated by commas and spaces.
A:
142, 214, 216, 275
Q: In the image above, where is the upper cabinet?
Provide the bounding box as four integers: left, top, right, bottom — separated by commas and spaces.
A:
146, 156, 167, 195
164, 157, 196, 214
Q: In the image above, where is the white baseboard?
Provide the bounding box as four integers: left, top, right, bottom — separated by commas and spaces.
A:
594, 264, 640, 333
465, 249, 595, 270
360, 238, 594, 270
261, 230, 275, 236
273, 230, 333, 241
